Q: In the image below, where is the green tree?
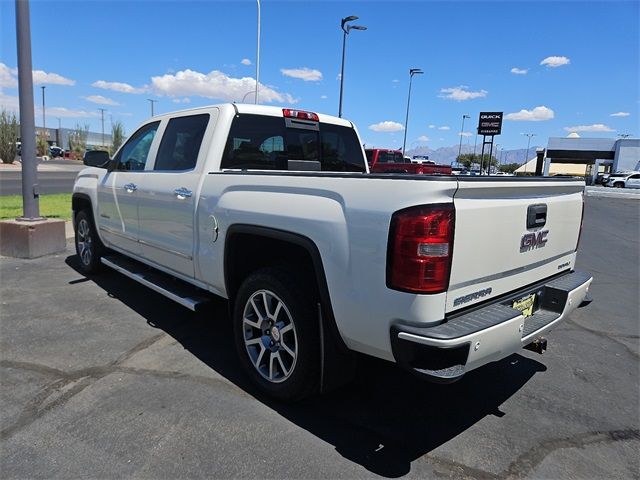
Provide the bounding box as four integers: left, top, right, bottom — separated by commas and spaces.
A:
500, 162, 521, 174
68, 123, 90, 159
111, 120, 125, 155
0, 109, 19, 164
36, 130, 48, 157
456, 153, 498, 168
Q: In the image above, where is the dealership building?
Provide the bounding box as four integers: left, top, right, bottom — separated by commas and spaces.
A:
516, 136, 640, 182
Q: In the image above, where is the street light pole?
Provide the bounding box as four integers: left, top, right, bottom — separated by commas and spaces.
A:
338, 15, 366, 118
15, 0, 41, 219
457, 114, 470, 160
255, 0, 260, 104
41, 85, 46, 134
402, 68, 423, 158
147, 99, 157, 117
522, 133, 536, 173
98, 108, 106, 147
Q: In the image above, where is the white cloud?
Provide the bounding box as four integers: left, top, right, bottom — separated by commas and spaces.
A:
428, 124, 436, 129
505, 106, 555, 121
439, 85, 487, 101
0, 64, 18, 88
33, 70, 75, 86
540, 56, 570, 68
92, 80, 147, 94
171, 97, 191, 104
84, 95, 119, 106
438, 125, 450, 130
416, 135, 430, 141
392, 79, 400, 83
1, 63, 75, 87
241, 58, 252, 66
563, 124, 614, 133
368, 121, 404, 133
150, 69, 296, 104
320, 95, 328, 99
610, 111, 630, 117
458, 132, 473, 137
0, 90, 19, 110
44, 107, 98, 118
510, 67, 528, 75
281, 67, 322, 82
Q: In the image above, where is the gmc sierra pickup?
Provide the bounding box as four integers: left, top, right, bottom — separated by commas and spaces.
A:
72, 104, 592, 400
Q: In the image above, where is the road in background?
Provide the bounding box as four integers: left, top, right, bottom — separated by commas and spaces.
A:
0, 159, 83, 195
0, 196, 638, 479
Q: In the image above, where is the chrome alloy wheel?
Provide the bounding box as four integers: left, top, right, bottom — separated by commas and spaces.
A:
76, 218, 93, 266
242, 289, 298, 383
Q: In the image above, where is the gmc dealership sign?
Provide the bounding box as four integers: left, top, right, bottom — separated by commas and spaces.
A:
478, 112, 503, 135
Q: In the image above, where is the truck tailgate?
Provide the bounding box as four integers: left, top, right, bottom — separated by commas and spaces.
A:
447, 178, 584, 313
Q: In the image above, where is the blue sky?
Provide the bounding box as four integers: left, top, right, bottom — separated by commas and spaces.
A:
1, 0, 638, 152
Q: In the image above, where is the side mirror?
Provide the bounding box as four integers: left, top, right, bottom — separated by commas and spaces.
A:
83, 151, 111, 168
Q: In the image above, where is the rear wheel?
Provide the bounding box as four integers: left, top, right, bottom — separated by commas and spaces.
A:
74, 209, 105, 274
614, 182, 625, 188
233, 267, 320, 401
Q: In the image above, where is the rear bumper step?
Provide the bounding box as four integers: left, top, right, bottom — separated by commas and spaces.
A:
101, 255, 211, 311
391, 270, 592, 382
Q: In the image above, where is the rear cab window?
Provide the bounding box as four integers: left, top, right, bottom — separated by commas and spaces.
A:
221, 114, 366, 173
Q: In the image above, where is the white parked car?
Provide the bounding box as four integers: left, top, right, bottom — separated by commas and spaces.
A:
72, 104, 592, 400
605, 172, 640, 188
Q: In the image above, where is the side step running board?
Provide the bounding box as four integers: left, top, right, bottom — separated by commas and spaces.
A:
101, 255, 211, 311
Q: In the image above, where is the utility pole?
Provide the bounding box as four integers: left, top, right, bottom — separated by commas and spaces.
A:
98, 108, 106, 147
457, 114, 470, 161
522, 133, 536, 174
147, 99, 157, 117
41, 85, 46, 134
15, 0, 41, 219
402, 68, 423, 157
338, 15, 366, 118
255, 0, 260, 104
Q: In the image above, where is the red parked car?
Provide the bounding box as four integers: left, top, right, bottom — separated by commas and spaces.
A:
365, 149, 451, 175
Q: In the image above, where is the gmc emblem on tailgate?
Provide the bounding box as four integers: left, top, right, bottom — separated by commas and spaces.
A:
520, 230, 549, 252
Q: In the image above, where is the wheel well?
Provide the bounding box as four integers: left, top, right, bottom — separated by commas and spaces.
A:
225, 231, 319, 304
71, 194, 92, 225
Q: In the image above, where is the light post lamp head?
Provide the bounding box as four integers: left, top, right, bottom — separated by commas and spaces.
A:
348, 25, 367, 32
341, 15, 359, 32
463, 114, 470, 119
409, 68, 423, 77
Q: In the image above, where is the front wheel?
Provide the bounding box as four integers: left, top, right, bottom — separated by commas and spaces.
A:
233, 267, 320, 401
614, 182, 625, 188
74, 210, 105, 274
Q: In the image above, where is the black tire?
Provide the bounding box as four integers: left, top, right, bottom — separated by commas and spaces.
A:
233, 267, 320, 401
614, 182, 624, 188
74, 209, 105, 274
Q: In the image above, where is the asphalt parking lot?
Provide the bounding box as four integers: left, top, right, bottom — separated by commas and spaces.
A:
1, 196, 638, 479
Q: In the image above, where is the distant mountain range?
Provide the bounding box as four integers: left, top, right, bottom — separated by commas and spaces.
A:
403, 144, 541, 166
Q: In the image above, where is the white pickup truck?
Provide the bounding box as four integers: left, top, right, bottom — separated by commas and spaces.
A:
72, 104, 592, 400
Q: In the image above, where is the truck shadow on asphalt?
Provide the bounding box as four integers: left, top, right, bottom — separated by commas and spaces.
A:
66, 256, 546, 478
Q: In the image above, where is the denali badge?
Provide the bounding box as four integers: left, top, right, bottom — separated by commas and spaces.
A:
520, 230, 549, 252
454, 287, 492, 307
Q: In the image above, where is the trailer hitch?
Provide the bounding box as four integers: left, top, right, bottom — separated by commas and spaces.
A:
525, 337, 547, 354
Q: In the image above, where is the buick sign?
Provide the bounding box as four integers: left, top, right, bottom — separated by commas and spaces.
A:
477, 112, 503, 135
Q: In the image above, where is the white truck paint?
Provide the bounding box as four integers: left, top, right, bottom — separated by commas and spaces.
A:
72, 104, 592, 399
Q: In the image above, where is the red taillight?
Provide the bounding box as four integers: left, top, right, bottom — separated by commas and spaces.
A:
388, 204, 455, 294
282, 108, 319, 122
576, 196, 585, 251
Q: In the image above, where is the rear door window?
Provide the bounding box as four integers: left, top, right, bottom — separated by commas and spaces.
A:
221, 114, 365, 172
154, 114, 209, 171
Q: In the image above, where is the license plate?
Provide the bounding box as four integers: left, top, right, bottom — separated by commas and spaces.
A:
512, 293, 536, 317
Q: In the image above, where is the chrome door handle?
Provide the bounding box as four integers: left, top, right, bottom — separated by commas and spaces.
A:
174, 187, 192, 199
124, 183, 137, 193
